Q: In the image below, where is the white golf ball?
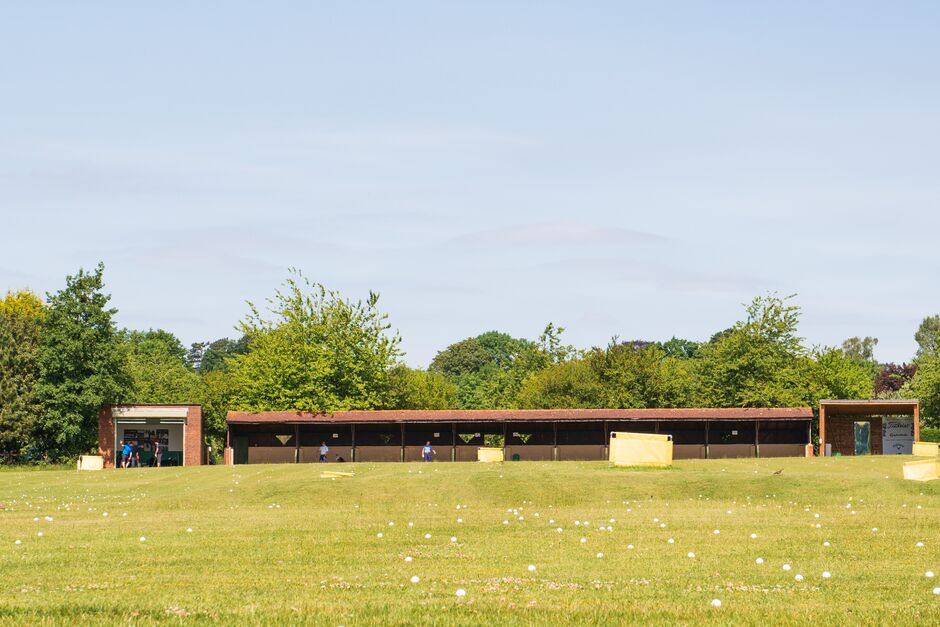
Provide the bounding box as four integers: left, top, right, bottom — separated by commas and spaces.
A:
822, 571, 831, 579
404, 556, 413, 562
794, 574, 804, 582
687, 552, 695, 558
783, 564, 791, 571
139, 537, 146, 542
376, 533, 383, 538
455, 588, 467, 597
410, 576, 420, 584
927, 571, 935, 578
424, 533, 431, 539
711, 599, 722, 608
527, 564, 536, 572
755, 558, 764, 565
450, 536, 457, 543
580, 537, 587, 543
596, 552, 604, 558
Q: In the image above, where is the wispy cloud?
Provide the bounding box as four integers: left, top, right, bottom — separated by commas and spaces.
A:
539, 256, 768, 294
449, 222, 669, 248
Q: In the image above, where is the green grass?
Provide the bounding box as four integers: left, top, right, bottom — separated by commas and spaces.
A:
0, 457, 938, 625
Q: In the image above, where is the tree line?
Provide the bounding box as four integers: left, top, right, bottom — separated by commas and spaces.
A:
2, 263, 939, 463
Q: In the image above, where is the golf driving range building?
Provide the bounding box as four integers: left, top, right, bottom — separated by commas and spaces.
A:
224, 407, 814, 464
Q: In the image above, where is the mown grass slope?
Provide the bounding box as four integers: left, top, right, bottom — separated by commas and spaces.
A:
0, 456, 938, 625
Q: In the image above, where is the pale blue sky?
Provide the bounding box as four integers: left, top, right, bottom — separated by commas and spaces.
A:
2, 2, 939, 366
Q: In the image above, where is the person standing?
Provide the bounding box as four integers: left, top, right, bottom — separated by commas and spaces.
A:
422, 441, 434, 462
121, 440, 133, 469
153, 439, 162, 468
319, 441, 329, 463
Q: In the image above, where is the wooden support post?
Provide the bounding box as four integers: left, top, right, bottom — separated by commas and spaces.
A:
553, 422, 558, 461
351, 424, 356, 463
914, 403, 921, 442
603, 420, 608, 461
704, 421, 710, 459
452, 423, 456, 462
819, 403, 826, 456
294, 424, 300, 463
401, 423, 406, 463
755, 420, 760, 458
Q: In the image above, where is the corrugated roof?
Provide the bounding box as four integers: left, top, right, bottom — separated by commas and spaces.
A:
226, 407, 813, 424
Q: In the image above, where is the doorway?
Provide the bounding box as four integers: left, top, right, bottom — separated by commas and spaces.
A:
854, 421, 871, 455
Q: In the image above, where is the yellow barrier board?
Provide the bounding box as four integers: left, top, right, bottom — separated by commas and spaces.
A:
912, 441, 939, 457
320, 471, 355, 478
609, 432, 673, 467
902, 459, 939, 482
477, 447, 504, 463
77, 455, 104, 471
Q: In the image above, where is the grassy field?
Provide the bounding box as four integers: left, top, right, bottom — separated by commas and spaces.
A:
0, 457, 938, 625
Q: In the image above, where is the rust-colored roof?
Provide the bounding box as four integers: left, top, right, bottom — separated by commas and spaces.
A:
226, 407, 813, 424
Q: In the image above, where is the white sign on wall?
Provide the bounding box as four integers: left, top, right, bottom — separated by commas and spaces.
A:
882, 418, 914, 455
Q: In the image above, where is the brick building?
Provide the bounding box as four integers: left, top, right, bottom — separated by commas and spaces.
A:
98, 405, 204, 467
819, 399, 920, 456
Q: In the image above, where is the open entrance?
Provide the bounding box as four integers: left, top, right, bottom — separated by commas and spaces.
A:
115, 419, 184, 466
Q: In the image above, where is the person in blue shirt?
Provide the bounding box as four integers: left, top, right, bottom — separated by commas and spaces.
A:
121, 440, 133, 468
422, 441, 434, 462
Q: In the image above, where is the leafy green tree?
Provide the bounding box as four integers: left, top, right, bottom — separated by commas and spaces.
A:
0, 290, 45, 460
697, 294, 806, 407
200, 369, 235, 461
431, 329, 555, 409
907, 353, 940, 427
804, 347, 874, 404
186, 336, 249, 373
228, 270, 401, 411
382, 365, 457, 409
428, 337, 491, 377
124, 329, 203, 404
589, 341, 670, 408
915, 315, 940, 357
658, 337, 700, 359
516, 358, 604, 408
36, 263, 131, 460
840, 336, 879, 363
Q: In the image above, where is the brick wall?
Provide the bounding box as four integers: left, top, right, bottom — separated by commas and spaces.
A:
826, 417, 883, 455
98, 408, 116, 468
185, 405, 203, 466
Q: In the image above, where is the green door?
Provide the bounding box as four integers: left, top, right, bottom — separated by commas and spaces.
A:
234, 437, 249, 464
854, 422, 871, 455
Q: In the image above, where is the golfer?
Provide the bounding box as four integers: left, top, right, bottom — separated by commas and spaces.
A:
319, 441, 329, 463
422, 441, 434, 462
121, 440, 133, 468
153, 439, 162, 468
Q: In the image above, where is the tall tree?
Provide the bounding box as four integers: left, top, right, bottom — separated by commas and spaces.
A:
697, 294, 806, 407
841, 336, 879, 363
874, 363, 917, 396
124, 329, 202, 404
915, 315, 940, 357
0, 290, 45, 460
36, 263, 130, 460
186, 336, 249, 373
228, 270, 401, 411
381, 365, 457, 410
